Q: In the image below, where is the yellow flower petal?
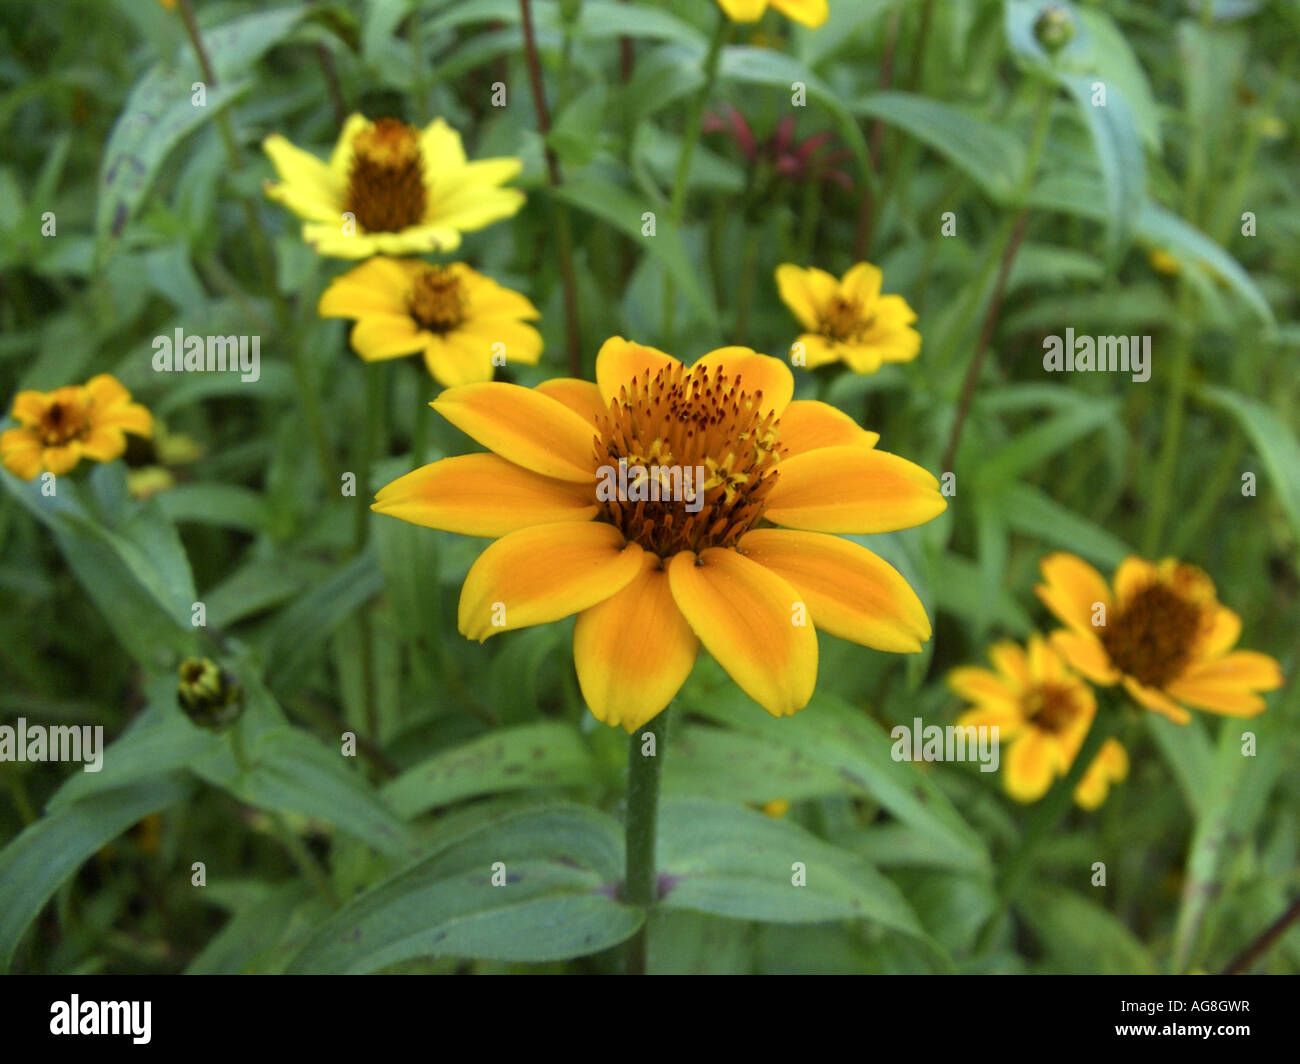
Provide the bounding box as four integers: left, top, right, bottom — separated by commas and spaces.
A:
595, 336, 680, 402
770, 0, 829, 27
1120, 676, 1190, 724
317, 258, 412, 318
692, 346, 793, 416
956, 705, 1026, 743
1036, 552, 1112, 636
1112, 556, 1156, 607
1049, 629, 1120, 684
1005, 731, 1055, 803
419, 117, 468, 170
988, 640, 1031, 689
78, 427, 127, 462
421, 335, 495, 388
574, 559, 699, 732
534, 378, 607, 425
1202, 606, 1242, 657
262, 133, 341, 222
840, 262, 883, 306
372, 454, 597, 536
775, 264, 836, 331
717, 0, 767, 22
667, 547, 818, 718
764, 445, 945, 534
349, 315, 426, 361
947, 666, 1021, 712
10, 391, 48, 426
738, 528, 930, 652
1, 429, 43, 480
432, 382, 597, 482
458, 522, 645, 641
778, 399, 879, 457
453, 318, 543, 368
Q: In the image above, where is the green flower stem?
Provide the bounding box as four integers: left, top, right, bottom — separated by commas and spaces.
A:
1141, 281, 1194, 556
994, 702, 1118, 910
624, 706, 671, 975
353, 364, 387, 553
229, 720, 339, 908
410, 371, 431, 465
661, 12, 729, 348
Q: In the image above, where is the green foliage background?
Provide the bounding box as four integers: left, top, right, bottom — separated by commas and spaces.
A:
0, 0, 1297, 974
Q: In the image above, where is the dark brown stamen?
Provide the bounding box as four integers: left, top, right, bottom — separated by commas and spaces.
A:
1100, 582, 1204, 687
819, 294, 872, 342
39, 401, 86, 446
345, 118, 427, 233
594, 364, 783, 557
408, 266, 466, 332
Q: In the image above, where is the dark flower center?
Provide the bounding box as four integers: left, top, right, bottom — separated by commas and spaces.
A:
345, 118, 428, 234
39, 401, 87, 446
1100, 583, 1203, 687
408, 266, 466, 332
819, 294, 872, 342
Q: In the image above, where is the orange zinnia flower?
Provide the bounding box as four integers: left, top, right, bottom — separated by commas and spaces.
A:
2, 374, 152, 481
1036, 553, 1283, 723
373, 338, 946, 731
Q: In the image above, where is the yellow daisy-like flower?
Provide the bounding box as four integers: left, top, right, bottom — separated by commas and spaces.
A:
775, 262, 921, 374
373, 338, 946, 731
263, 114, 525, 259
318, 258, 542, 388
1036, 553, 1284, 724
951, 635, 1124, 807
1, 374, 152, 481
761, 798, 791, 818
716, 0, 829, 28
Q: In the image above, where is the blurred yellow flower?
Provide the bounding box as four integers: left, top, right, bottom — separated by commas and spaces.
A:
263, 114, 524, 259
776, 262, 921, 374
319, 258, 542, 388
128, 467, 176, 499
951, 635, 1115, 806
1036, 553, 1283, 724
761, 798, 791, 818
717, 0, 828, 27
374, 338, 944, 731
2, 374, 152, 481
1148, 248, 1180, 275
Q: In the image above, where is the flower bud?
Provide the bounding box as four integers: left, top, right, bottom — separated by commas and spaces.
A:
1034, 4, 1075, 54
177, 658, 244, 730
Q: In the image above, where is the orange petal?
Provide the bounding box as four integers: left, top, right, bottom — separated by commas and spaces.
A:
1120, 677, 1190, 724
457, 522, 645, 641
666, 547, 817, 718
1048, 629, 1120, 684
1035, 552, 1112, 636
738, 528, 929, 652
595, 337, 680, 402
432, 382, 598, 482
372, 454, 597, 536
574, 559, 699, 733
534, 378, 607, 425
778, 399, 878, 457
692, 346, 793, 416
763, 445, 945, 534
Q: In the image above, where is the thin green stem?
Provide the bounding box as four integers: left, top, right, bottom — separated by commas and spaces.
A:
731, 226, 761, 345
661, 13, 728, 348
353, 365, 386, 553
1142, 283, 1195, 556
410, 371, 431, 465
624, 707, 670, 975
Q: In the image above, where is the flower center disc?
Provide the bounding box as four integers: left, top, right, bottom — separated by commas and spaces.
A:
1025, 683, 1080, 734
345, 118, 427, 233
408, 266, 466, 332
820, 294, 871, 342
1100, 582, 1203, 687
594, 363, 782, 557
39, 401, 86, 446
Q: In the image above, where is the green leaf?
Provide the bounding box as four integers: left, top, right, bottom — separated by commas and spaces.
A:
0, 775, 193, 970
95, 5, 310, 257
553, 173, 715, 320
1200, 386, 1300, 540
664, 724, 853, 803
683, 688, 990, 874
382, 723, 597, 819
1136, 203, 1274, 326
852, 91, 1025, 204
998, 482, 1132, 570
1055, 73, 1145, 260
286, 806, 641, 971
194, 724, 418, 858
658, 799, 929, 941
972, 398, 1120, 487
1021, 886, 1157, 974
187, 881, 328, 974
156, 484, 271, 534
